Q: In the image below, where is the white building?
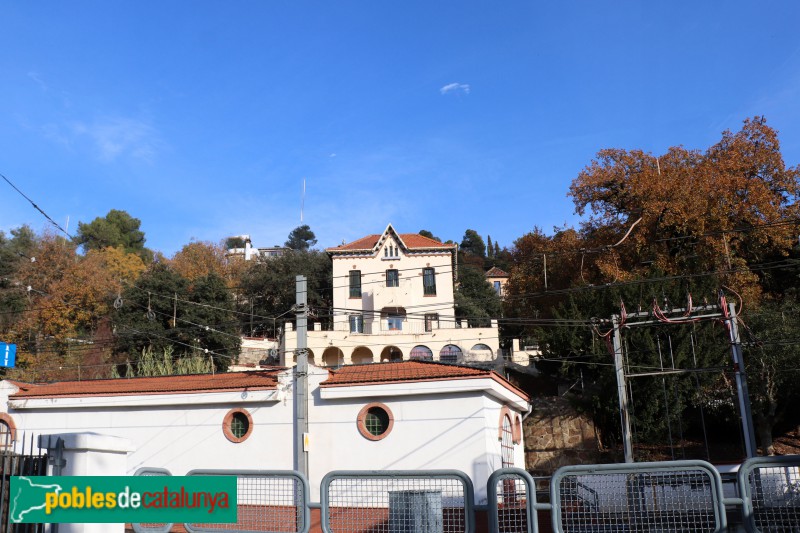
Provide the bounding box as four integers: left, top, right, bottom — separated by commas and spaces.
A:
226, 234, 286, 261
0, 360, 529, 503
282, 224, 503, 367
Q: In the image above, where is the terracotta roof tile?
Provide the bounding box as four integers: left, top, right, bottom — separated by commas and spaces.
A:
10, 370, 283, 399
398, 234, 454, 249
327, 232, 454, 253
327, 234, 382, 251
485, 266, 510, 278
321, 360, 491, 386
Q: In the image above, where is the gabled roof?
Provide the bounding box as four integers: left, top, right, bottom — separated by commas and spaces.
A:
485, 266, 510, 278
326, 223, 455, 254
9, 370, 284, 399
320, 360, 529, 400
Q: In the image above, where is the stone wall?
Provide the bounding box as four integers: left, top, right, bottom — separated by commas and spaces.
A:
524, 396, 601, 475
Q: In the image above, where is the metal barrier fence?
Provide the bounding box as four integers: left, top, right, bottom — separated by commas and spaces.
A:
184, 470, 310, 533
737, 455, 800, 533
550, 460, 727, 533
132, 455, 800, 533
487, 468, 541, 533
320, 470, 475, 533
132, 467, 173, 533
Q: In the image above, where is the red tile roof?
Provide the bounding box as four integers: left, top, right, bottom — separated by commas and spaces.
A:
321, 361, 529, 400
485, 266, 510, 278
322, 361, 489, 386
320, 361, 529, 400
10, 370, 283, 399
327, 233, 455, 252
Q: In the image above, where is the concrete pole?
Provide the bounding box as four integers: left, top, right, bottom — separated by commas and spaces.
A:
612, 315, 634, 463
294, 275, 309, 477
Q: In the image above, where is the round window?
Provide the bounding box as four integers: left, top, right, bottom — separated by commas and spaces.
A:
357, 403, 394, 441
223, 408, 253, 443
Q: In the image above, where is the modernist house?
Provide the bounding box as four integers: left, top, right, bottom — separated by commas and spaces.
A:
0, 360, 530, 503
281, 224, 504, 367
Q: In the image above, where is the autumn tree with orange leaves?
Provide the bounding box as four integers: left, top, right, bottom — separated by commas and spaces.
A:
505, 117, 800, 458
568, 116, 799, 301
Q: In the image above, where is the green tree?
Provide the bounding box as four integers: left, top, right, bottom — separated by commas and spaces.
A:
419, 230, 441, 242
460, 229, 486, 257
285, 225, 317, 251
75, 209, 153, 262
224, 236, 247, 249
735, 295, 800, 455
0, 226, 37, 334
487, 235, 493, 258
455, 265, 501, 327
112, 264, 240, 371
238, 250, 332, 337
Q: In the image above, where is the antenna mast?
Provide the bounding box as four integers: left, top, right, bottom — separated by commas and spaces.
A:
301, 178, 305, 223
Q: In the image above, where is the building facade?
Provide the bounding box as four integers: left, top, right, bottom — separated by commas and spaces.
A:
0, 361, 529, 504
281, 224, 503, 367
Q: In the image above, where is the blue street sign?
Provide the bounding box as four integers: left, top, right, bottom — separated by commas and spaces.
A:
0, 343, 16, 368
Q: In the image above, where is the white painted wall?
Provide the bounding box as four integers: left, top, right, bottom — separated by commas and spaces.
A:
9, 387, 295, 476
4, 367, 528, 504
306, 367, 527, 503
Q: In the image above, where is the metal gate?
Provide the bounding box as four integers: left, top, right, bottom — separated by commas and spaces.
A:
0, 434, 48, 533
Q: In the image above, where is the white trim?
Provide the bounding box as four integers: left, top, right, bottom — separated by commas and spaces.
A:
320, 377, 528, 410
10, 389, 279, 410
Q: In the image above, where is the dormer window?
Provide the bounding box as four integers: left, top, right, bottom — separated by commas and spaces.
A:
383, 243, 400, 260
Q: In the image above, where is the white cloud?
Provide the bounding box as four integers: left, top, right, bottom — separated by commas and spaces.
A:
72, 117, 160, 162
440, 82, 470, 95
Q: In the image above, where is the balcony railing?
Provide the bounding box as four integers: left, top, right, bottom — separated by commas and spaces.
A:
319, 319, 495, 335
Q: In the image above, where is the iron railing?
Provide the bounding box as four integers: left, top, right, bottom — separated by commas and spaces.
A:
0, 433, 48, 533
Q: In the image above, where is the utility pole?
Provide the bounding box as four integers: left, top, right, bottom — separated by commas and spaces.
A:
612, 315, 634, 463
726, 302, 758, 458
294, 275, 309, 477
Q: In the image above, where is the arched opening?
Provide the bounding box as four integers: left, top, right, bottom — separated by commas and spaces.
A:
380, 346, 404, 362
351, 346, 374, 365
439, 344, 462, 364
322, 347, 344, 367
501, 414, 514, 468
410, 345, 433, 361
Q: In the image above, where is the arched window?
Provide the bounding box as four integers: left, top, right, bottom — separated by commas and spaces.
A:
439, 344, 462, 363
501, 414, 514, 468
471, 343, 492, 351
0, 414, 16, 448
410, 345, 433, 361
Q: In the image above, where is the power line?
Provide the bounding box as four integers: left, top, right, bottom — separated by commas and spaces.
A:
0, 171, 73, 239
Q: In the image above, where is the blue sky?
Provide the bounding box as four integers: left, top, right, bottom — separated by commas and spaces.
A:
2, 1, 799, 256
